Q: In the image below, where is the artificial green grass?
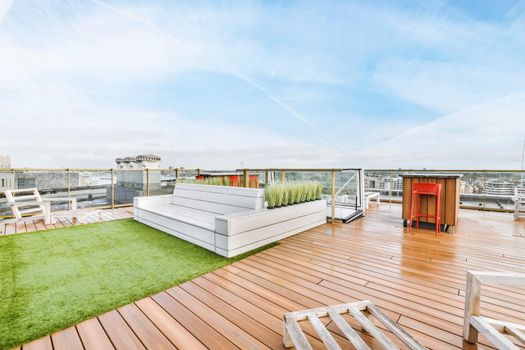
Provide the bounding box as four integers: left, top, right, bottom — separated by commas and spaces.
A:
0, 219, 274, 349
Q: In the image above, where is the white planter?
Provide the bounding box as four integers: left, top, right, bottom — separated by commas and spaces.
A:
215, 199, 326, 257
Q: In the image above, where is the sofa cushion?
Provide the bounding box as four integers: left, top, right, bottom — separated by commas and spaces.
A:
139, 203, 215, 231
170, 183, 264, 214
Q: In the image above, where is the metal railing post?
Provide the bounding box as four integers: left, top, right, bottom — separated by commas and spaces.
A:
243, 169, 249, 188
389, 169, 393, 203
281, 171, 286, 184
331, 170, 336, 223
483, 170, 486, 210
264, 170, 269, 188
67, 168, 71, 210
111, 168, 115, 209
146, 169, 150, 196
175, 168, 179, 181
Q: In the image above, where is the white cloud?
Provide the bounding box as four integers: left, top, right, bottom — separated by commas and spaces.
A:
0, 0, 12, 24
1, 0, 525, 169
359, 93, 525, 169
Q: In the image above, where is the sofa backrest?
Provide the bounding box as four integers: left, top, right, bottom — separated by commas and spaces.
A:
171, 183, 265, 215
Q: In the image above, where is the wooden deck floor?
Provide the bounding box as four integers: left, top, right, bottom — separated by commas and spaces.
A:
18, 204, 525, 349
0, 207, 133, 235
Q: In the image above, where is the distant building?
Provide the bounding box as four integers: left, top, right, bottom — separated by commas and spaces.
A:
0, 155, 12, 190
1, 156, 81, 192
14, 171, 80, 191
0, 155, 10, 168
365, 175, 402, 191
485, 179, 515, 196
113, 154, 162, 204
460, 181, 474, 194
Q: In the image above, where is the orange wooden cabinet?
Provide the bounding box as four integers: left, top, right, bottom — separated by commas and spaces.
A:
401, 174, 462, 232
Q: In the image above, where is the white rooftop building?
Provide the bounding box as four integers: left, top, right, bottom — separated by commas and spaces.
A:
113, 154, 162, 204
0, 155, 11, 168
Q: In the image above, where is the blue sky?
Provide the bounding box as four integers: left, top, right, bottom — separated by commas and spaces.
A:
1, 0, 525, 168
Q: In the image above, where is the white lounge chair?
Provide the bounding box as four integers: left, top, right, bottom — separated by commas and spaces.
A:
4, 188, 79, 227
464, 271, 525, 349
513, 187, 525, 221
364, 191, 380, 211
283, 300, 427, 349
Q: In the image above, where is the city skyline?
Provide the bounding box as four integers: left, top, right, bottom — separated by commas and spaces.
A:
1, 0, 525, 168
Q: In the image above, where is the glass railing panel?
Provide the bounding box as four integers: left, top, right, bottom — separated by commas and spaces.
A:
154, 169, 177, 195
18, 170, 70, 211
0, 170, 15, 218
364, 169, 525, 211
364, 170, 403, 203
459, 171, 524, 211
113, 170, 145, 206
68, 170, 112, 209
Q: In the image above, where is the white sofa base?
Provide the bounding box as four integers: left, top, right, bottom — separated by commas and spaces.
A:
215, 200, 326, 257
134, 208, 216, 251
133, 184, 326, 257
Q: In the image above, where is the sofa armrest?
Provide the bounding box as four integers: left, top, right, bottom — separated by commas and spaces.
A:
134, 195, 172, 208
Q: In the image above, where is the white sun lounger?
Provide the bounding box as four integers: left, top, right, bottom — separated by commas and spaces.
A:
4, 188, 79, 226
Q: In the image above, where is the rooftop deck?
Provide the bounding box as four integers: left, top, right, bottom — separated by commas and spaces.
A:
0, 207, 133, 235
19, 204, 525, 349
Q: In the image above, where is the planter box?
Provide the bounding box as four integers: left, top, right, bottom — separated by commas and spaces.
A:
215, 200, 326, 257
134, 183, 327, 257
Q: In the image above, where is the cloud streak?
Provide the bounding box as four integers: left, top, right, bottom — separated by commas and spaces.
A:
87, 0, 337, 149
1, 0, 524, 169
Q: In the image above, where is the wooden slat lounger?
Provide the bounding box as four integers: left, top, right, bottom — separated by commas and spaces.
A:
283, 300, 427, 350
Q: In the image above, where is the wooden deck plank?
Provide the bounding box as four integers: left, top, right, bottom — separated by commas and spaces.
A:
135, 298, 207, 350
21, 336, 52, 350
76, 317, 114, 350
1, 208, 133, 235
98, 310, 145, 350
165, 285, 271, 349
21, 205, 525, 350
117, 303, 176, 350
51, 327, 83, 350
152, 291, 239, 349
179, 280, 284, 349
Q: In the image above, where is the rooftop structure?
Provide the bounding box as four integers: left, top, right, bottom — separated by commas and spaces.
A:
0, 155, 10, 168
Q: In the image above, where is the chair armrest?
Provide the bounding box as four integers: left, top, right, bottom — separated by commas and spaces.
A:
8, 200, 43, 207
134, 195, 172, 208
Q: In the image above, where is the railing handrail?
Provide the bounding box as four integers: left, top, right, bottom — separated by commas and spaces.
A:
2, 167, 523, 173
0, 168, 201, 172
366, 169, 525, 173
237, 168, 362, 172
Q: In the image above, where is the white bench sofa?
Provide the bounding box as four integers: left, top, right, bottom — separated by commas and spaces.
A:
134, 183, 326, 257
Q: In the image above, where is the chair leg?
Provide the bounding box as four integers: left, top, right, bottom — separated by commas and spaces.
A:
409, 192, 415, 232
436, 192, 441, 237
416, 194, 421, 229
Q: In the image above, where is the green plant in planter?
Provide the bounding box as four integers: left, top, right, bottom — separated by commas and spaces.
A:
288, 184, 298, 205
265, 186, 278, 208
316, 182, 323, 200
281, 185, 289, 206
307, 182, 316, 201
265, 181, 322, 209
300, 183, 309, 202
293, 184, 301, 204
275, 185, 284, 207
